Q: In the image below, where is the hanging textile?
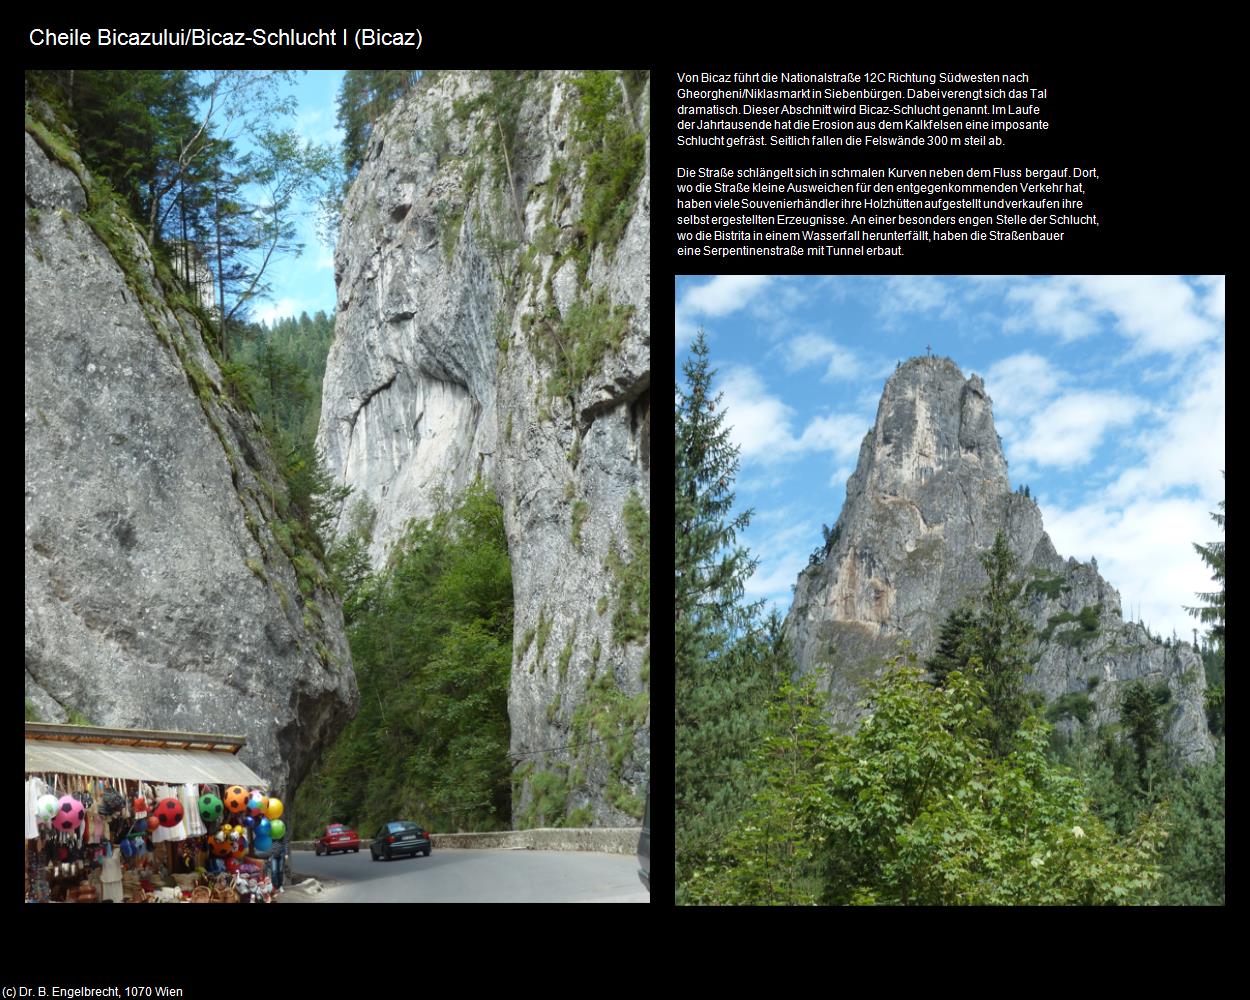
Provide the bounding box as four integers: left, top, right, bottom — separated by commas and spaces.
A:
25, 777, 42, 840
150, 784, 186, 843
179, 782, 206, 837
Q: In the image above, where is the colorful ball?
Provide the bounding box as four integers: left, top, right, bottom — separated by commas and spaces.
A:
257, 818, 271, 837
264, 798, 284, 821
54, 795, 84, 832
147, 815, 160, 831
154, 797, 184, 828
242, 815, 256, 830
224, 786, 250, 814
254, 835, 272, 853
198, 793, 224, 824
269, 820, 286, 840
212, 838, 233, 857
133, 797, 147, 815
37, 794, 60, 820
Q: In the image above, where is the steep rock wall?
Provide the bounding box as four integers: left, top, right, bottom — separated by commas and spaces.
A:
24, 112, 358, 793
785, 356, 1213, 766
319, 72, 650, 825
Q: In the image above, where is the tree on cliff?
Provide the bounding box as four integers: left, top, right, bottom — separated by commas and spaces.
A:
336, 71, 420, 178
675, 331, 782, 898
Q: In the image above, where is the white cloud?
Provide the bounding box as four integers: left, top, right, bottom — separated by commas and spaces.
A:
719, 366, 869, 465
829, 465, 854, 489
1002, 276, 1219, 356
1004, 281, 1099, 341
983, 352, 1062, 417
675, 275, 775, 351
252, 298, 304, 326
1042, 496, 1221, 640
1011, 391, 1146, 469
685, 275, 774, 316
782, 333, 868, 381
720, 366, 801, 461
1107, 348, 1225, 503
1071, 275, 1216, 355
797, 414, 867, 461
880, 275, 951, 317
1196, 274, 1225, 321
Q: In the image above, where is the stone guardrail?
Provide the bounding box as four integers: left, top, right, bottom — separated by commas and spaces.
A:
291, 828, 639, 855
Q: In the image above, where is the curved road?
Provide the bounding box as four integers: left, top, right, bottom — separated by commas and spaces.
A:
289, 848, 648, 902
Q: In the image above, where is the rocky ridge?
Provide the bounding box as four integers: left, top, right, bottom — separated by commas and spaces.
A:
25, 109, 359, 794
319, 72, 650, 824
784, 355, 1213, 765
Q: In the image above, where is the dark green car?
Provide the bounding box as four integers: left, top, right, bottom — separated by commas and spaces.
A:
637, 784, 649, 892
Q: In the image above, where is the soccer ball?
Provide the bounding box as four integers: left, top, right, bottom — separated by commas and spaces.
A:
224, 786, 250, 814
54, 795, 84, 832
154, 797, 184, 828
198, 794, 224, 824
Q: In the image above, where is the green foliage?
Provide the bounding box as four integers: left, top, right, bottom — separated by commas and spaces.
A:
570, 499, 589, 551
1120, 681, 1169, 786
1025, 573, 1065, 600
1051, 723, 1224, 904
685, 673, 835, 905
604, 491, 649, 646
692, 646, 1168, 905
1185, 480, 1224, 652
675, 333, 778, 896
820, 651, 1165, 904
291, 481, 513, 837
25, 700, 42, 723
570, 669, 649, 820
530, 292, 635, 404
1153, 744, 1225, 905
964, 532, 1036, 756
522, 769, 568, 828
926, 606, 976, 689
569, 71, 646, 261
337, 70, 419, 177
1046, 691, 1095, 726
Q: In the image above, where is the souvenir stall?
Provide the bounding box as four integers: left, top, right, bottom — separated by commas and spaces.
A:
24, 723, 287, 903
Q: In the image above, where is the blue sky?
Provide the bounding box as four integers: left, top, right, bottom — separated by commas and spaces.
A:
198, 70, 344, 325
675, 275, 1226, 642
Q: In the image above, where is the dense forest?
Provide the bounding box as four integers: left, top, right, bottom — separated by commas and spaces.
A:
676, 332, 1225, 905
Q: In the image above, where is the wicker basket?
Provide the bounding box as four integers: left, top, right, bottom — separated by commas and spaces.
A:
190, 886, 213, 903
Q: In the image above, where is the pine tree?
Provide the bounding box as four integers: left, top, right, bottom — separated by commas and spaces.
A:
675, 331, 774, 897
1186, 479, 1224, 652
969, 532, 1036, 757
1186, 478, 1225, 737
926, 606, 977, 688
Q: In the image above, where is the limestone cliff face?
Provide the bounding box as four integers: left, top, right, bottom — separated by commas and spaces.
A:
785, 356, 1213, 765
24, 114, 358, 794
319, 72, 650, 825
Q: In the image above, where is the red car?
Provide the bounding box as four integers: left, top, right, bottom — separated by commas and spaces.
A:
314, 823, 360, 856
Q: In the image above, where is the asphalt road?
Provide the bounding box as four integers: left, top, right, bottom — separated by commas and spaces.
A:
288, 847, 649, 902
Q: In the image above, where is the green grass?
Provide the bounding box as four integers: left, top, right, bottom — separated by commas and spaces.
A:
571, 500, 589, 550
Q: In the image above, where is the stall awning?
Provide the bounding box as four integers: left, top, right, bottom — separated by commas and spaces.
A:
25, 727, 266, 788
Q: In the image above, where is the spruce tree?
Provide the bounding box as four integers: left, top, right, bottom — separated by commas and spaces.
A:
675, 331, 774, 897
926, 606, 976, 689
969, 532, 1035, 756
1186, 478, 1225, 737
1186, 479, 1224, 651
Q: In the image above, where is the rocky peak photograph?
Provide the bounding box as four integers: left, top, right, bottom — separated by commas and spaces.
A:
676, 274, 1224, 905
